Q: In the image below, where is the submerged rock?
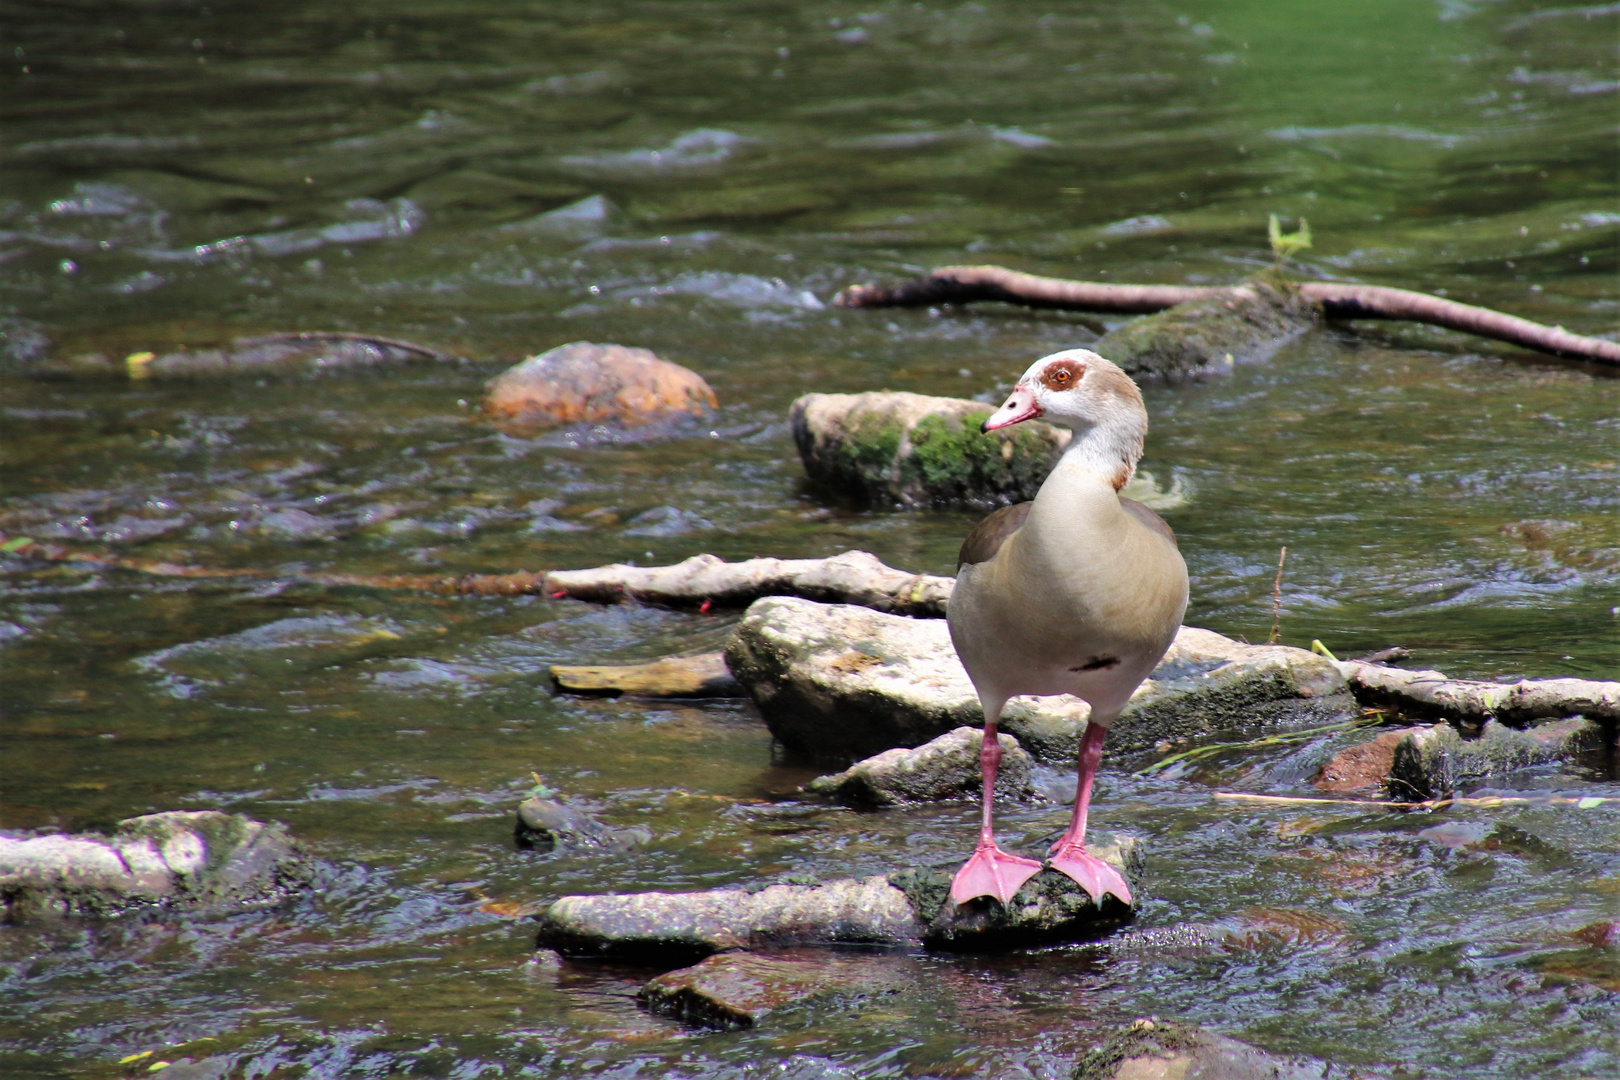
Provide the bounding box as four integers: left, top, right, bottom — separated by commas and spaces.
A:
36, 332, 452, 380
0, 811, 312, 920
725, 596, 1351, 763
550, 652, 741, 698
537, 837, 1140, 960
638, 950, 900, 1030
514, 797, 651, 852
805, 726, 1034, 808
789, 391, 1068, 508
1072, 1017, 1331, 1080
1386, 717, 1605, 800
1092, 275, 1322, 380
1312, 726, 1426, 792
482, 341, 716, 430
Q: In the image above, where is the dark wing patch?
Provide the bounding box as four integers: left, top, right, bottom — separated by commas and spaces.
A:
958, 501, 1032, 568
1120, 497, 1178, 547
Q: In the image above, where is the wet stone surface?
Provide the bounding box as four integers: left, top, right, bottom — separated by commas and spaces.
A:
514, 798, 652, 853
1387, 718, 1607, 800
1071, 1017, 1331, 1080
637, 950, 903, 1030
549, 651, 741, 698
1092, 275, 1322, 381
0, 811, 312, 920
726, 596, 1353, 764
537, 835, 1140, 961
805, 726, 1034, 808
482, 340, 717, 430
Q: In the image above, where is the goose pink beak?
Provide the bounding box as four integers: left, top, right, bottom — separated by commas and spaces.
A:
981, 385, 1043, 432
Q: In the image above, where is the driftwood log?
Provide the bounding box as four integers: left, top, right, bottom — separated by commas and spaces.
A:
834, 265, 1620, 366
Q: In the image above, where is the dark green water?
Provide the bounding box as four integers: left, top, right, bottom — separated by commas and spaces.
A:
1, 1, 1616, 1077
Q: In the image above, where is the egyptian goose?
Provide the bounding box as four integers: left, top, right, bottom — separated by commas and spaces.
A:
946, 349, 1188, 906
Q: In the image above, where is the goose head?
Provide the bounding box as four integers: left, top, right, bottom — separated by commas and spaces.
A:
981, 349, 1148, 490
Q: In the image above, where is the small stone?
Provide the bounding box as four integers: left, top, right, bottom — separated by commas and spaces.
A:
805, 726, 1034, 808
1386, 717, 1604, 799
891, 833, 1141, 951
637, 951, 895, 1029
1072, 1017, 1331, 1080
550, 652, 741, 698
482, 341, 717, 430
789, 390, 1069, 509
1312, 726, 1425, 791
0, 811, 312, 920
514, 798, 650, 852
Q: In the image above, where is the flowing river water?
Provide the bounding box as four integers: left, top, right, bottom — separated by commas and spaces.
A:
2, 1, 1617, 1076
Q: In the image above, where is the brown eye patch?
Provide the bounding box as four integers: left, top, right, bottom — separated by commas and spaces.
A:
1038, 358, 1085, 390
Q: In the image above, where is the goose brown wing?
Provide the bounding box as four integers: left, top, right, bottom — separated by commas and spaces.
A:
958, 501, 1032, 569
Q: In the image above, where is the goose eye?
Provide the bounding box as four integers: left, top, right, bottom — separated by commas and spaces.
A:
1053, 370, 1070, 383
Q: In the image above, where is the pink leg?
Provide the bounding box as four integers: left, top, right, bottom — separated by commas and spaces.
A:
950, 715, 1042, 905
1046, 721, 1132, 905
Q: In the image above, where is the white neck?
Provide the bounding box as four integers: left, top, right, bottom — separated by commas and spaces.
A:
1051, 416, 1144, 492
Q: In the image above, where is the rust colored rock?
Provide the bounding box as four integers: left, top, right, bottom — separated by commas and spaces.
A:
1312, 726, 1424, 792
482, 341, 717, 430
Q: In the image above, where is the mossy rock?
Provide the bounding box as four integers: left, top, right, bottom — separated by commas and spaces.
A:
790, 391, 1069, 509
1095, 273, 1322, 380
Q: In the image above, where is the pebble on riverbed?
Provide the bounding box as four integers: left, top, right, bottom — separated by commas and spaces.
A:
804, 726, 1034, 808
0, 811, 313, 920
724, 595, 1352, 764
514, 797, 651, 852
482, 341, 717, 430
536, 835, 1139, 961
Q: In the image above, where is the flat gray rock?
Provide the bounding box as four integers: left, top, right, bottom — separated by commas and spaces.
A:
1387, 717, 1605, 800
0, 811, 313, 920
804, 726, 1034, 807
725, 596, 1351, 763
535, 835, 1141, 960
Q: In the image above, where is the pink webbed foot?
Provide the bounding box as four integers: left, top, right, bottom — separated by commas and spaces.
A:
949, 841, 1043, 905
1046, 838, 1132, 906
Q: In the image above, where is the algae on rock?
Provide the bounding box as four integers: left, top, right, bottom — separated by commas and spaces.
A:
790, 391, 1069, 508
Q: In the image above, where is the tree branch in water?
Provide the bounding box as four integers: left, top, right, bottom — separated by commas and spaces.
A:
835, 265, 1620, 365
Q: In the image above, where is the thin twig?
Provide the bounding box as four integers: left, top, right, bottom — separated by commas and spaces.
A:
1268, 545, 1287, 645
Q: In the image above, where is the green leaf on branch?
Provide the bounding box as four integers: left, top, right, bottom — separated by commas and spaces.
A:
1268, 214, 1312, 263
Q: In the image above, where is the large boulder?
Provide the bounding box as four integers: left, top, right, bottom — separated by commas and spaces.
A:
1093, 274, 1322, 380
482, 341, 717, 430
789, 391, 1069, 509
535, 835, 1141, 961
724, 596, 1351, 764
0, 811, 313, 920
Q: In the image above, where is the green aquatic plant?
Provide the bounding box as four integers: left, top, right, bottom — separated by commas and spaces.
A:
1267, 213, 1312, 268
